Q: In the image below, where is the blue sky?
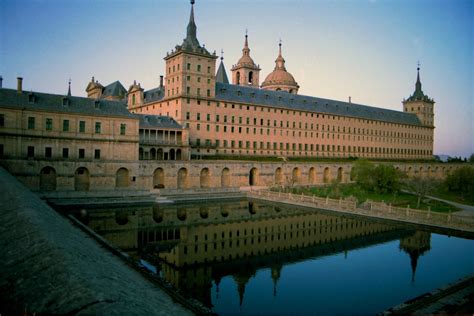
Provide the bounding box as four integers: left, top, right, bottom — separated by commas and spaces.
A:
0, 0, 472, 157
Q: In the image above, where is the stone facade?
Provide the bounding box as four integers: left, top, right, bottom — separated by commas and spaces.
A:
128, 1, 435, 160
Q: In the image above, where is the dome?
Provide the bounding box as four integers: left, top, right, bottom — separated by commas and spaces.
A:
261, 42, 299, 93
237, 54, 257, 68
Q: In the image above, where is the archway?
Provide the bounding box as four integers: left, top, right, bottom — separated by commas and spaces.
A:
407, 166, 413, 177
292, 167, 301, 185
150, 148, 156, 160
221, 168, 230, 188
40, 166, 56, 191
323, 167, 331, 183
427, 166, 432, 178
308, 167, 316, 184
139, 147, 144, 160
418, 166, 424, 178
153, 168, 165, 189
177, 168, 188, 189
337, 167, 344, 183
249, 168, 258, 186
200, 168, 211, 188
116, 168, 130, 188
176, 149, 182, 160
169, 149, 176, 161
75, 167, 90, 191
157, 148, 163, 160
275, 167, 284, 185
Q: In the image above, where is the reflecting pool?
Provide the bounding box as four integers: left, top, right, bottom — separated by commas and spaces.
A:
72, 199, 474, 315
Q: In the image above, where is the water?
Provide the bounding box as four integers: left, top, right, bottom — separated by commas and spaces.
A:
72, 199, 474, 315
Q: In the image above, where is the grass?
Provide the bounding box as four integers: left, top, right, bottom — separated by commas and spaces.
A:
431, 184, 474, 207
279, 183, 459, 213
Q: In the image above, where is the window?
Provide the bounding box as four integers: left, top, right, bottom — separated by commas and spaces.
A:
0, 144, 3, 157
197, 88, 201, 96
28, 117, 35, 129
79, 148, 85, 159
27, 146, 35, 158
45, 147, 52, 158
120, 123, 126, 135
206, 114, 210, 121
79, 121, 86, 133
207, 89, 210, 97
216, 114, 220, 122
207, 66, 211, 74
197, 113, 201, 121
62, 148, 69, 158
0, 114, 4, 127
187, 63, 191, 70
95, 122, 101, 134
197, 64, 201, 72
94, 149, 101, 159
63, 120, 70, 132
186, 86, 190, 94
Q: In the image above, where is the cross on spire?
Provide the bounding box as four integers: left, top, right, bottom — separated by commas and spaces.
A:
220, 49, 224, 61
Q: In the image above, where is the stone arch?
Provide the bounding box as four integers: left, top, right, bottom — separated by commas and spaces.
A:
116, 168, 130, 188
221, 168, 230, 188
200, 168, 211, 188
249, 167, 258, 186
275, 167, 284, 185
176, 149, 182, 160
337, 167, 344, 183
323, 167, 331, 183
153, 168, 165, 189
157, 148, 163, 160
407, 166, 413, 177
418, 166, 424, 177
150, 148, 156, 160
40, 166, 56, 191
308, 167, 316, 184
139, 147, 144, 160
292, 167, 301, 185
427, 166, 432, 178
169, 148, 176, 161
75, 167, 90, 191
177, 168, 188, 189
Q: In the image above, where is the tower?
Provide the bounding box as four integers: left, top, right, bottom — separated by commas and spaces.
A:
403, 65, 435, 127
261, 41, 299, 94
163, 0, 218, 101
231, 32, 261, 88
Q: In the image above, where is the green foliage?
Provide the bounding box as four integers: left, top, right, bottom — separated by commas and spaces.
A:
469, 154, 474, 163
351, 160, 401, 194
445, 166, 474, 201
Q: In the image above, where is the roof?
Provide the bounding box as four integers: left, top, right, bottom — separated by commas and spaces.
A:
102, 81, 126, 98
216, 60, 229, 84
143, 86, 165, 103
215, 83, 423, 126
138, 115, 183, 129
0, 88, 135, 119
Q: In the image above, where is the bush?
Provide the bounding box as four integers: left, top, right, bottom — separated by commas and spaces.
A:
351, 159, 401, 194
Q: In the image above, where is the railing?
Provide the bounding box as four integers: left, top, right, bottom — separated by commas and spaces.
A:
247, 190, 474, 232
139, 138, 183, 146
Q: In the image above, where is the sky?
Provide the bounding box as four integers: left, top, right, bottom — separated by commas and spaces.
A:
0, 0, 472, 157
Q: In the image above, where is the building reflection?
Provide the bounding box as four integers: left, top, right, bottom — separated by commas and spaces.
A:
78, 200, 431, 308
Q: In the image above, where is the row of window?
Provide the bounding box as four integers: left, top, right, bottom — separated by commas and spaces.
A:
24, 146, 101, 160
168, 63, 211, 74
192, 139, 432, 155
11, 116, 127, 135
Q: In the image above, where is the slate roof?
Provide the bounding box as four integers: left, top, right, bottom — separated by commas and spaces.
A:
143, 87, 165, 103
0, 88, 135, 118
138, 115, 183, 129
216, 60, 229, 84
215, 83, 422, 126
102, 81, 126, 99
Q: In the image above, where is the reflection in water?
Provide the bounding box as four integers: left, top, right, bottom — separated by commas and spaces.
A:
74, 200, 437, 311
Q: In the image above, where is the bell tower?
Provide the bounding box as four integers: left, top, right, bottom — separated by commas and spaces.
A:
231, 31, 261, 88
403, 64, 435, 127
163, 0, 217, 100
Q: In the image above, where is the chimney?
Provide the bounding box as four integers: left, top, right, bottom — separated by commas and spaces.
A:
17, 77, 23, 94
159, 75, 164, 88
0, 76, 3, 88
348, 96, 352, 104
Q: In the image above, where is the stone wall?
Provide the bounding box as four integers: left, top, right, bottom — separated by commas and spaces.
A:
0, 167, 191, 315
0, 158, 467, 193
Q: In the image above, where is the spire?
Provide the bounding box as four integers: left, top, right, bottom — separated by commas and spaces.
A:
183, 0, 200, 50
415, 62, 422, 93
216, 50, 229, 84
67, 78, 71, 97
243, 29, 249, 55
274, 39, 286, 70
406, 62, 433, 102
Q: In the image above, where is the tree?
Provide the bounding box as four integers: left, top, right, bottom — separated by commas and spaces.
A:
445, 166, 474, 202
351, 160, 402, 193
469, 154, 474, 163
403, 177, 437, 209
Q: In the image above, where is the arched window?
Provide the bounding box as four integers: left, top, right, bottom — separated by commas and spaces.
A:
236, 71, 241, 84
248, 71, 253, 84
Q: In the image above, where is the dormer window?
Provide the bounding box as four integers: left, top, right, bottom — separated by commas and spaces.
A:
62, 97, 69, 106
278, 97, 282, 102
28, 93, 35, 104
237, 90, 242, 96
94, 100, 100, 109
264, 94, 269, 100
